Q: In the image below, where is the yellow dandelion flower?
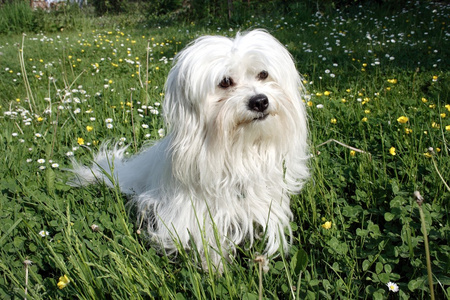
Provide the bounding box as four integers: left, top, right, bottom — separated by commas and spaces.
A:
86, 126, 93, 132
57, 275, 70, 290
324, 91, 331, 96
321, 221, 332, 229
307, 101, 313, 107
389, 147, 396, 156
37, 117, 43, 122
446, 125, 450, 131
397, 116, 409, 124
77, 137, 85, 145
440, 113, 446, 118
445, 104, 450, 112
423, 152, 433, 158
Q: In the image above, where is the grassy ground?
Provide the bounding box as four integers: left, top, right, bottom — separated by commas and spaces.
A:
0, 1, 449, 299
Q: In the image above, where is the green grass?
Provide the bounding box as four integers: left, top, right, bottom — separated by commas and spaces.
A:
1, 1, 449, 299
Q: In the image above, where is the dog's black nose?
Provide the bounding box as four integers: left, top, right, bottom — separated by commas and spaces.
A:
248, 94, 269, 112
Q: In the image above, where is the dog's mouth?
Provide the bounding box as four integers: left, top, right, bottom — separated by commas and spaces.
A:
253, 113, 269, 121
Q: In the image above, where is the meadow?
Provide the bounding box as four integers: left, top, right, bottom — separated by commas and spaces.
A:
0, 1, 449, 299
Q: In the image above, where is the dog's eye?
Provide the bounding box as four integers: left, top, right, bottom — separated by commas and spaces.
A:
258, 70, 269, 80
219, 77, 234, 88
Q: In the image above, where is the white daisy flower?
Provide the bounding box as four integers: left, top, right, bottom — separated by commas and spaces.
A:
38, 230, 49, 237
386, 282, 399, 293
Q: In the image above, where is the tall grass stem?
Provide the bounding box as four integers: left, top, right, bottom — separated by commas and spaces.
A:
414, 191, 435, 300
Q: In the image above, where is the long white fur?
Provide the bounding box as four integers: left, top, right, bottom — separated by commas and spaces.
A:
70, 29, 309, 270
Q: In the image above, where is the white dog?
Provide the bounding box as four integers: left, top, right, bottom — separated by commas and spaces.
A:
71, 29, 309, 271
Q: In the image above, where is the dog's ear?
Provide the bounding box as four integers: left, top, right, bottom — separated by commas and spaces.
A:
163, 63, 199, 133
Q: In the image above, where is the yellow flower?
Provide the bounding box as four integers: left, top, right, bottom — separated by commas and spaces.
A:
86, 126, 93, 132
330, 118, 337, 124
350, 150, 356, 157
77, 137, 85, 145
397, 116, 409, 124
321, 221, 332, 229
421, 97, 428, 103
405, 128, 413, 134
431, 122, 440, 129
37, 117, 44, 122
389, 147, 396, 156
387, 79, 398, 84
423, 152, 433, 158
362, 117, 368, 122
324, 91, 331, 96
364, 109, 371, 114
440, 113, 446, 118
57, 275, 70, 290
316, 92, 323, 97
445, 104, 450, 112
432, 75, 438, 82
307, 101, 313, 107
446, 125, 450, 131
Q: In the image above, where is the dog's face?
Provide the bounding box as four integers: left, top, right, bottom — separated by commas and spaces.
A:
164, 30, 306, 146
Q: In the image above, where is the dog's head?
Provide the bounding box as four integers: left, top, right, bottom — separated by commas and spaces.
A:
164, 30, 307, 144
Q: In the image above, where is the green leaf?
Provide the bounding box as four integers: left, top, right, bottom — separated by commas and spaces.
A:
378, 273, 390, 283
46, 167, 56, 195
384, 212, 395, 221
384, 264, 392, 274
375, 262, 383, 274
362, 259, 370, 271
373, 291, 384, 300
408, 277, 426, 291
290, 247, 308, 275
